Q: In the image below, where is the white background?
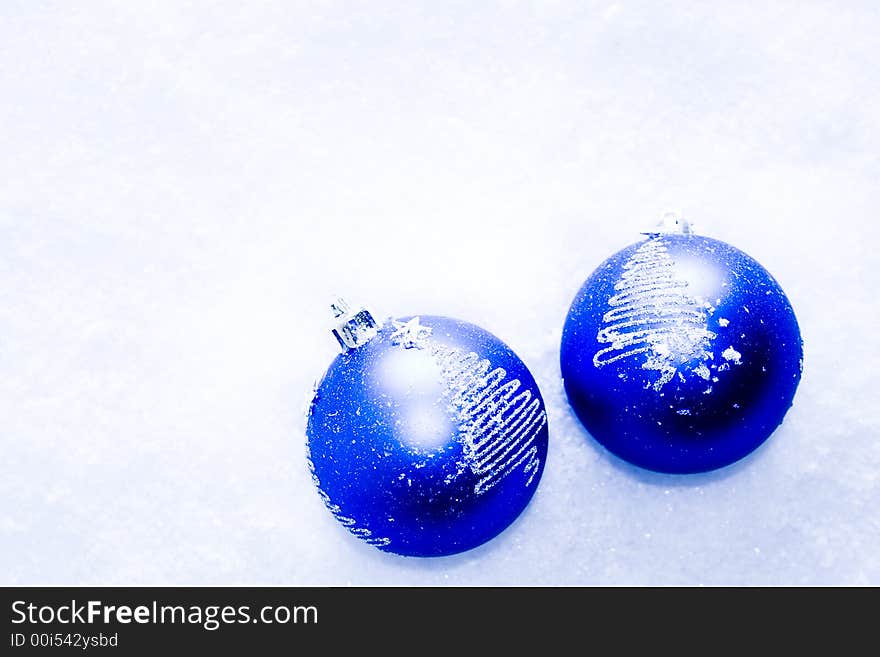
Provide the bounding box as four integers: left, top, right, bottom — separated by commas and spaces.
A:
2, 1, 878, 585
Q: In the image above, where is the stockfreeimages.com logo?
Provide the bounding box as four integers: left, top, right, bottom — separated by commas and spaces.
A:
11, 600, 318, 631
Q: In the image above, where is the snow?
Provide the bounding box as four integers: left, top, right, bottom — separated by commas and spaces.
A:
1, 2, 878, 585
721, 346, 743, 364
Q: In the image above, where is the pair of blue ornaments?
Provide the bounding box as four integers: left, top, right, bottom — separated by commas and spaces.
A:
306, 218, 803, 557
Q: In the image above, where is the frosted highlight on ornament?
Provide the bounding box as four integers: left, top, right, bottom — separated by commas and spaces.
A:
375, 347, 454, 451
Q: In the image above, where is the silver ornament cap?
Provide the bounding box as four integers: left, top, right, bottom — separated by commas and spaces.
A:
330, 297, 379, 351
642, 210, 694, 236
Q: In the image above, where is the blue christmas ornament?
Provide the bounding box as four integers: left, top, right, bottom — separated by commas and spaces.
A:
307, 299, 549, 557
561, 217, 803, 474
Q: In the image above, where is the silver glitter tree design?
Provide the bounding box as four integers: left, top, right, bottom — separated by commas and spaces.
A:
391, 316, 545, 495
593, 238, 716, 390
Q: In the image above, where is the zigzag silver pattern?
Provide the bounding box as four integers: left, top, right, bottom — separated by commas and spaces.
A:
431, 346, 546, 495
305, 442, 391, 547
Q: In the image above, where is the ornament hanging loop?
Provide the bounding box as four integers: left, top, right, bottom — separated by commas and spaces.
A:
330, 297, 379, 351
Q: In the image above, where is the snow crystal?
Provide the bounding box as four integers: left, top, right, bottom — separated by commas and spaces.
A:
721, 346, 743, 364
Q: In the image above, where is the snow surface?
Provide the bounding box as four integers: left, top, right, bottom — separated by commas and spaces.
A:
1, 2, 878, 585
